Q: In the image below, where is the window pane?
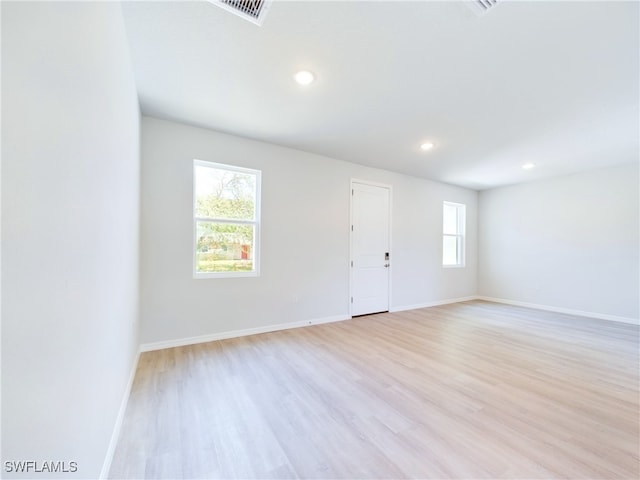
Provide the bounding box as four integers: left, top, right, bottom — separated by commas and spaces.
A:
196, 221, 254, 273
443, 235, 458, 266
443, 204, 458, 235
195, 165, 256, 220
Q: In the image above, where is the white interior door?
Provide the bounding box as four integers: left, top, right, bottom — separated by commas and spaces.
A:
351, 182, 390, 316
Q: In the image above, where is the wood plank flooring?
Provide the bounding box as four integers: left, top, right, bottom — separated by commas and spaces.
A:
109, 301, 639, 479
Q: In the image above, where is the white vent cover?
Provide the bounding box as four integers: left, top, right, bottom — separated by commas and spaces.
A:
210, 0, 271, 26
465, 0, 501, 17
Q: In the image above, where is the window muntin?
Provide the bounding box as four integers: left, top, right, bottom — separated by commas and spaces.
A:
194, 160, 261, 277
443, 201, 465, 267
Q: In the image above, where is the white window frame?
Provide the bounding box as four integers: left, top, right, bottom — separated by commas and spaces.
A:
442, 201, 466, 268
193, 159, 261, 279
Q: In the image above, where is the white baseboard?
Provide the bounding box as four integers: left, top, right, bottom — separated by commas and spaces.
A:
99, 348, 140, 479
140, 314, 351, 352
476, 296, 639, 325
138, 292, 638, 355
390, 296, 479, 313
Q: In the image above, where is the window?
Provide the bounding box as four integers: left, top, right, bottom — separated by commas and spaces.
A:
443, 201, 465, 267
194, 160, 261, 277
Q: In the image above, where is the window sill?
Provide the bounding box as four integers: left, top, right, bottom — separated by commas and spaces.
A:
194, 271, 260, 279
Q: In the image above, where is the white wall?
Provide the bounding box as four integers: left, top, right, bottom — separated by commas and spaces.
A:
140, 116, 477, 345
478, 163, 639, 322
2, 2, 140, 478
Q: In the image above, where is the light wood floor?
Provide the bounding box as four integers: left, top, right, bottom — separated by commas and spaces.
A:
109, 301, 639, 479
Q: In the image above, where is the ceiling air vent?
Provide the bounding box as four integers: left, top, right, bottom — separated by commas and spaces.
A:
211, 0, 271, 26
465, 0, 501, 17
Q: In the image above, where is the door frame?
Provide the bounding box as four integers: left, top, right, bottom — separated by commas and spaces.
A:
349, 179, 393, 317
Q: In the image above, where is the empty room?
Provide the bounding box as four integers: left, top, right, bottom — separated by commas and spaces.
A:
2, 0, 638, 479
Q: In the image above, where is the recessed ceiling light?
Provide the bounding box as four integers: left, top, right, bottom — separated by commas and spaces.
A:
522, 163, 536, 170
420, 142, 435, 151
294, 70, 315, 86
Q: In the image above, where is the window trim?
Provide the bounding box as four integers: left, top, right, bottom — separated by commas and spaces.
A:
193, 159, 261, 279
442, 201, 466, 268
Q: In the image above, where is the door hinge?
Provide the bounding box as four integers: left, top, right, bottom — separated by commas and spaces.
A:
352, 189, 354, 195
351, 297, 353, 303
351, 260, 353, 267
351, 225, 353, 231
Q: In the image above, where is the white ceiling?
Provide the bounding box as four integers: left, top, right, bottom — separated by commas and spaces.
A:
121, 0, 639, 190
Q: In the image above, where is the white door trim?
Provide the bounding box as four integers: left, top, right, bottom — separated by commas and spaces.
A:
349, 179, 392, 317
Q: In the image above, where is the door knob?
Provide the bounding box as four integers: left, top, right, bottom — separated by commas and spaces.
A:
384, 263, 390, 268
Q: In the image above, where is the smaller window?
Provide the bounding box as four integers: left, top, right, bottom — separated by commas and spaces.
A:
443, 202, 466, 267
193, 160, 261, 278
